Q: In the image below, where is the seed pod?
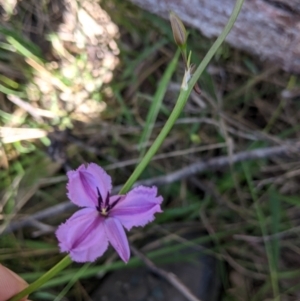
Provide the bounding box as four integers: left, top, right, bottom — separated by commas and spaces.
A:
169, 11, 187, 47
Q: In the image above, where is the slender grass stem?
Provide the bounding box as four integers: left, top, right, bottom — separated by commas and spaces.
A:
8, 255, 72, 301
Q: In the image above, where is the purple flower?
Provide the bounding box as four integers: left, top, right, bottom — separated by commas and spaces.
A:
56, 163, 163, 263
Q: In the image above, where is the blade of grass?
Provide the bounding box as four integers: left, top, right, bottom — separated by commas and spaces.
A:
0, 74, 19, 89
0, 27, 43, 58
242, 162, 280, 300
138, 49, 180, 156
122, 39, 167, 79
155, 202, 201, 223
251, 281, 271, 301
0, 83, 25, 96
54, 263, 92, 301
114, 90, 135, 125
269, 187, 280, 273
6, 36, 43, 64
199, 195, 229, 290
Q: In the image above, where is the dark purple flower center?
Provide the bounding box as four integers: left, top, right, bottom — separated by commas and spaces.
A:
96, 187, 120, 216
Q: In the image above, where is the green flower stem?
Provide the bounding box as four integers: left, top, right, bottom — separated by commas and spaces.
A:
189, 0, 244, 90
119, 0, 244, 194
9, 1, 244, 300
8, 255, 72, 301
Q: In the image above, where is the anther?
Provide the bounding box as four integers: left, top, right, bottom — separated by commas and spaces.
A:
109, 197, 121, 210
96, 187, 103, 211
104, 192, 110, 207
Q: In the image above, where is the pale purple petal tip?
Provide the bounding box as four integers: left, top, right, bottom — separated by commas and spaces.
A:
56, 208, 109, 262
105, 217, 130, 263
110, 186, 163, 231
67, 163, 112, 208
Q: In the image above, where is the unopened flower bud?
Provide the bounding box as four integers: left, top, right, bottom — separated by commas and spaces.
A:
169, 11, 187, 47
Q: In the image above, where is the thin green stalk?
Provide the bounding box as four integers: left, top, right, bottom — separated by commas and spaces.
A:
119, 0, 244, 194
54, 263, 91, 301
138, 49, 180, 156
8, 256, 72, 301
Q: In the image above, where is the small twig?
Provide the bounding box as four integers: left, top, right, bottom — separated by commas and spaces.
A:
105, 142, 226, 170
255, 168, 300, 189
30, 220, 55, 238
0, 127, 47, 143
234, 225, 300, 243
140, 142, 300, 187
2, 142, 299, 235
8, 95, 56, 120
130, 245, 202, 301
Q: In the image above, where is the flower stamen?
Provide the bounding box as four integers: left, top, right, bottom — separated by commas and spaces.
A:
100, 208, 108, 216
96, 187, 103, 212
96, 189, 113, 215
109, 197, 121, 210
104, 192, 110, 207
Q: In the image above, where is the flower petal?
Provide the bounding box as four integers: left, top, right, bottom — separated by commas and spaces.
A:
67, 163, 112, 208
104, 217, 130, 263
56, 208, 109, 262
110, 186, 163, 230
